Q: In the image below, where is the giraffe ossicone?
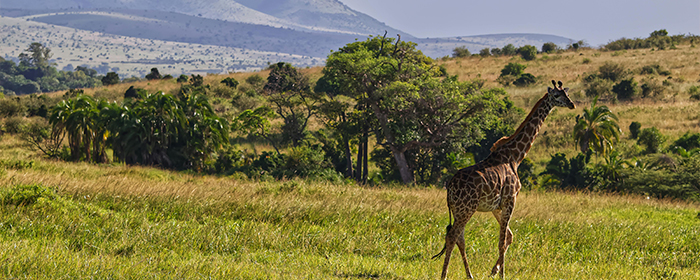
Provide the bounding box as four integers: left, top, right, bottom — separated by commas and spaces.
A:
433, 80, 575, 280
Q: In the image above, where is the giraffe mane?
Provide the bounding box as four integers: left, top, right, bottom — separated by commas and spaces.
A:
490, 93, 548, 152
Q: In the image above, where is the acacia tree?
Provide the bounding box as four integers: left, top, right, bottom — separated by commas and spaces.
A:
263, 62, 322, 147
321, 35, 509, 184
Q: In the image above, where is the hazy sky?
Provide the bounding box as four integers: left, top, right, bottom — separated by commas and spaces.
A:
340, 0, 700, 46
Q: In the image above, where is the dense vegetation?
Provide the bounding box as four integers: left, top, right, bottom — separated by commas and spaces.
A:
0, 31, 699, 203
0, 43, 105, 95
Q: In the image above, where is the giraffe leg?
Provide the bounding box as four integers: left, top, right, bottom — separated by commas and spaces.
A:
490, 200, 516, 279
440, 210, 475, 280
456, 228, 474, 279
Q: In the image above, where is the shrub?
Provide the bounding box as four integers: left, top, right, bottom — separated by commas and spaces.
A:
541, 42, 559, 53
639, 64, 670, 76
629, 121, 642, 139
513, 73, 537, 87
221, 77, 239, 89
479, 48, 491, 57
496, 75, 517, 87
583, 76, 613, 98
452, 46, 471, 58
612, 78, 639, 100
499, 63, 526, 78
501, 44, 517, 56
689, 85, 700, 100
598, 62, 627, 82
0, 98, 25, 118
101, 72, 120, 86
637, 127, 666, 154
517, 45, 538, 61
672, 132, 700, 151
582, 58, 591, 64
640, 79, 666, 98
145, 68, 162, 80
490, 48, 502, 56
124, 86, 141, 99
176, 74, 189, 83
3, 116, 27, 134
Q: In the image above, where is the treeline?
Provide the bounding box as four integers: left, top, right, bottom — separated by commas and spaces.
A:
0, 43, 103, 95
451, 40, 588, 61
12, 36, 524, 188
604, 29, 700, 51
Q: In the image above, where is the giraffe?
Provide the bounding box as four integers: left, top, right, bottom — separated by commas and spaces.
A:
432, 80, 575, 279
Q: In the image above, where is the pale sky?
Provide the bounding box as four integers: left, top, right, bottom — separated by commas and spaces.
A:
340, 0, 700, 46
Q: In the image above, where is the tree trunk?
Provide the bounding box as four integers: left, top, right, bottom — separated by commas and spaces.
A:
362, 128, 368, 184
356, 137, 364, 182
368, 102, 414, 184
390, 145, 414, 185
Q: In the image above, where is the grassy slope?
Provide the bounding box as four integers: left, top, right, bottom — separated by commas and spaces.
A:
0, 135, 698, 279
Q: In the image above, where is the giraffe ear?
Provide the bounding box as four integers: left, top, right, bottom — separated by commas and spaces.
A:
563, 87, 569, 92
547, 87, 553, 93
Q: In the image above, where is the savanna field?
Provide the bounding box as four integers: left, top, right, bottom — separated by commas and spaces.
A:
1, 38, 700, 279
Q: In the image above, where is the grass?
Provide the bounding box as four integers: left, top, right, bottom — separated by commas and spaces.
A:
0, 136, 698, 279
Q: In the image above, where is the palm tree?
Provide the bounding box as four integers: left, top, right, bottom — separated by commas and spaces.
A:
573, 96, 621, 157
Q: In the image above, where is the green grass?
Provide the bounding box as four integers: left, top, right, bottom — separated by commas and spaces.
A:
0, 139, 698, 279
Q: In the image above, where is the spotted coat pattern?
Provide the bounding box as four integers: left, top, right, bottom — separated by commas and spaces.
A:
436, 82, 575, 279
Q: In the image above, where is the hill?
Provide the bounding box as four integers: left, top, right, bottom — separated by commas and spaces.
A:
0, 1, 574, 77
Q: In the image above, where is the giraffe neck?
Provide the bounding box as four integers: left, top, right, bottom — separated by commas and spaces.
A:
496, 98, 554, 164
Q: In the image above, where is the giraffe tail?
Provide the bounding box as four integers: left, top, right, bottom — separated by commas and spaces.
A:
431, 223, 452, 260
432, 200, 453, 260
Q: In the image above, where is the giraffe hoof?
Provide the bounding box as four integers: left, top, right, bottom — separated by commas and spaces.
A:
490, 264, 500, 277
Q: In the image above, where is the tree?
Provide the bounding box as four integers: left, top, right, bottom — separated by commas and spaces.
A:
501, 44, 517, 56
637, 127, 666, 154
452, 46, 471, 58
517, 45, 538, 61
145, 68, 162, 80
221, 77, 239, 89
513, 73, 537, 87
479, 48, 491, 57
19, 42, 52, 69
541, 42, 559, 53
263, 62, 321, 147
499, 63, 526, 78
612, 77, 638, 100
101, 72, 120, 86
234, 106, 280, 154
321, 35, 514, 184
176, 74, 189, 83
650, 29, 668, 37
573, 97, 621, 156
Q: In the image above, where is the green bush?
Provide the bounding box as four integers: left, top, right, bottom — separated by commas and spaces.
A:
452, 46, 471, 58
500, 63, 526, 78
0, 98, 26, 118
479, 48, 491, 57
672, 132, 700, 151
541, 42, 559, 53
145, 68, 162, 80
598, 62, 627, 82
629, 121, 642, 139
221, 77, 239, 89
517, 45, 538, 61
501, 44, 517, 56
640, 79, 666, 98
583, 76, 613, 98
101, 72, 120, 86
513, 73, 537, 87
176, 74, 188, 83
3, 116, 26, 134
689, 85, 700, 100
639, 64, 670, 76
637, 127, 666, 154
612, 78, 639, 100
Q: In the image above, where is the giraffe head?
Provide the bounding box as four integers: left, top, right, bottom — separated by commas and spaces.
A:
547, 80, 575, 109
